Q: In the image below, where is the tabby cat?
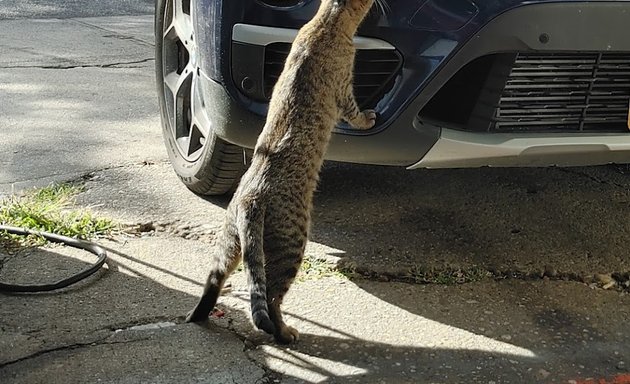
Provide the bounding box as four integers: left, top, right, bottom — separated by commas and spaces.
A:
186, 0, 377, 343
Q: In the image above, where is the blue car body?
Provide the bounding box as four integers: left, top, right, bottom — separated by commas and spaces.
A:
187, 0, 630, 168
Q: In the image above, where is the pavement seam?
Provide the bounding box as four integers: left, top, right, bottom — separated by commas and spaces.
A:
244, 342, 286, 384
68, 18, 154, 47
124, 220, 219, 243
345, 263, 630, 293
206, 315, 286, 383
1, 160, 169, 189
0, 57, 155, 70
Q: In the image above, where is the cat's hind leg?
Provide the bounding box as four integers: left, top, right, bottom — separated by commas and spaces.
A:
268, 288, 300, 343
186, 222, 241, 323
264, 238, 306, 344
236, 202, 276, 335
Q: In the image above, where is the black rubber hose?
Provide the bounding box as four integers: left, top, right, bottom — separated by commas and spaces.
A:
0, 225, 107, 293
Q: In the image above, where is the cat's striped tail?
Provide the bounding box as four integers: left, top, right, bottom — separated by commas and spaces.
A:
238, 203, 276, 336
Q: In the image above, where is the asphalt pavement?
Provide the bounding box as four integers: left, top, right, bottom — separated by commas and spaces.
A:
0, 0, 154, 19
0, 7, 629, 384
0, 14, 160, 194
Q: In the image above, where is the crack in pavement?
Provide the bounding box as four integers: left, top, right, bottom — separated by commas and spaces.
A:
69, 18, 154, 48
345, 262, 630, 293
1, 160, 169, 192
180, 308, 285, 382
0, 333, 151, 369
124, 219, 219, 243
0, 57, 155, 70
218, 319, 286, 384
0, 316, 185, 369
1, 316, 276, 380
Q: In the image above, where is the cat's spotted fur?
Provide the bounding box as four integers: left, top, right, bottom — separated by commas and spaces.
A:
186, 0, 376, 343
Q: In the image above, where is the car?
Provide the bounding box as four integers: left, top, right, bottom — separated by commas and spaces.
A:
155, 0, 630, 195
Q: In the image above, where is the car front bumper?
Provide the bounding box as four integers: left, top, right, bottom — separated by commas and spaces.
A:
197, 0, 630, 167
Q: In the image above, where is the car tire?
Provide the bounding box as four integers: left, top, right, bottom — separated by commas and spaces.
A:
155, 0, 245, 195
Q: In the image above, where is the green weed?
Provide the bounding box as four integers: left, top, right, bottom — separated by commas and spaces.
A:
410, 265, 491, 285
0, 183, 117, 250
297, 256, 347, 281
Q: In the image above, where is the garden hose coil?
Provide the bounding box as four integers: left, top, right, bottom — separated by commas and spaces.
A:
0, 225, 107, 292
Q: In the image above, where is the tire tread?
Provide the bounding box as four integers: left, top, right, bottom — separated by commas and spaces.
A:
184, 137, 246, 196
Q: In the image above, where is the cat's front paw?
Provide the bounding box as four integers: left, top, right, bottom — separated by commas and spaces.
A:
351, 109, 377, 130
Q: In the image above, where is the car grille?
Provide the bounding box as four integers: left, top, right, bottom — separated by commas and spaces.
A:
263, 42, 402, 109
492, 52, 630, 133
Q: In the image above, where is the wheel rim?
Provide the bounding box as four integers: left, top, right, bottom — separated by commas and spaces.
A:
161, 0, 211, 162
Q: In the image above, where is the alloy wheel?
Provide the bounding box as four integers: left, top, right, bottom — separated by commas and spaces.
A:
161, 0, 211, 162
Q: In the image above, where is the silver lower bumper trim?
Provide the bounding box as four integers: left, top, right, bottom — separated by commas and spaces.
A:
232, 23, 395, 50
409, 128, 630, 169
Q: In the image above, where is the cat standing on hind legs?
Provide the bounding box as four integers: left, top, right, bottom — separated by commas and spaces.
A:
186, 0, 377, 344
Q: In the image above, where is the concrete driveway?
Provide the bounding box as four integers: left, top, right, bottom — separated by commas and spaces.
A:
0, 5, 629, 384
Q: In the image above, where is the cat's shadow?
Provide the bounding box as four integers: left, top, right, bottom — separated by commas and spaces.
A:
272, 332, 535, 382
203, 300, 544, 383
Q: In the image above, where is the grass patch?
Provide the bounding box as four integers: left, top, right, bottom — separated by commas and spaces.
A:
409, 265, 491, 285
233, 256, 346, 282
0, 183, 117, 250
297, 256, 347, 281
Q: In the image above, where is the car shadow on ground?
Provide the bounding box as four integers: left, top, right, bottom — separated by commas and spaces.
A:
311, 161, 630, 278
